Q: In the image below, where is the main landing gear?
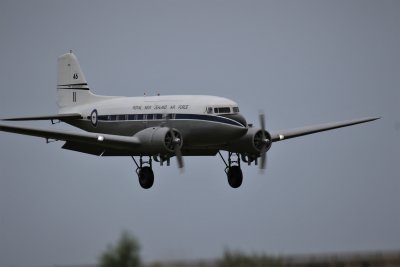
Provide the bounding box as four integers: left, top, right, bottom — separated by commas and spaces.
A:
131, 156, 154, 189
131, 152, 257, 189
219, 152, 243, 188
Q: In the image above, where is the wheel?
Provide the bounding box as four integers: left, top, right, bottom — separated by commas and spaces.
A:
227, 166, 243, 188
138, 166, 154, 189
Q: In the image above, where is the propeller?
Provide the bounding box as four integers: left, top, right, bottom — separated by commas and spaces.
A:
165, 115, 184, 169
170, 128, 184, 169
258, 112, 272, 171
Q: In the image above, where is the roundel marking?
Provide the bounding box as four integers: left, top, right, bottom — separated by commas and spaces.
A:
90, 109, 98, 127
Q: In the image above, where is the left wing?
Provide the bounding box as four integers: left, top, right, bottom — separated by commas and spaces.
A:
1, 113, 82, 121
270, 116, 380, 142
0, 124, 140, 151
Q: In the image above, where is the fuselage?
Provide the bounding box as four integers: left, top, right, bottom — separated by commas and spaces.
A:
62, 95, 248, 149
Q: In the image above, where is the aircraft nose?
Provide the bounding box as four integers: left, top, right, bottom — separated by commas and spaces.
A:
221, 113, 247, 128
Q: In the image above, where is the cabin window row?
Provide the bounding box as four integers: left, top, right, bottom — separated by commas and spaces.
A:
96, 114, 176, 121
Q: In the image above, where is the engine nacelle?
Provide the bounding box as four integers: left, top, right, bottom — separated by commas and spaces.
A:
227, 127, 272, 155
134, 127, 183, 155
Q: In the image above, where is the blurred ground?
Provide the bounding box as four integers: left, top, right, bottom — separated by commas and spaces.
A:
39, 250, 400, 267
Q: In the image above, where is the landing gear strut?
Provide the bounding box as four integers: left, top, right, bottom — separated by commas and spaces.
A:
219, 152, 243, 188
132, 156, 154, 189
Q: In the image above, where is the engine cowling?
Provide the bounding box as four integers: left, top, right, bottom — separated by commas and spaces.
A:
227, 127, 272, 155
134, 127, 183, 155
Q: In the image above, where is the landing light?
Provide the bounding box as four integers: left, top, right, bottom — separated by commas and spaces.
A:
97, 135, 104, 141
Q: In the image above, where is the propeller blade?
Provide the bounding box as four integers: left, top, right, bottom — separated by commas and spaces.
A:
174, 142, 184, 169
259, 113, 266, 133
259, 111, 268, 171
260, 147, 267, 171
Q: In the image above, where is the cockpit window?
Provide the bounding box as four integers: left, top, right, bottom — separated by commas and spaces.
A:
206, 107, 213, 114
214, 107, 231, 114
233, 107, 239, 113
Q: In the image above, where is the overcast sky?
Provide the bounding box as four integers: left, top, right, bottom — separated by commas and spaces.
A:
0, 1, 399, 267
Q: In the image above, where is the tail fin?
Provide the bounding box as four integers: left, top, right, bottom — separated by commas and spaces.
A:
57, 51, 111, 110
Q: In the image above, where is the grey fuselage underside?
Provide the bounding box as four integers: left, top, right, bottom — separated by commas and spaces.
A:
64, 118, 248, 156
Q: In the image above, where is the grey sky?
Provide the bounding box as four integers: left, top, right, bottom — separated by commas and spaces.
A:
0, 1, 399, 266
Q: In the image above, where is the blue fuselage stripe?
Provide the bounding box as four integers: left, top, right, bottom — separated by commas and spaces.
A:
95, 113, 245, 127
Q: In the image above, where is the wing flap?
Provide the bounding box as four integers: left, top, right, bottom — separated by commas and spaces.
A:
62, 141, 140, 156
2, 113, 82, 121
271, 117, 380, 142
62, 141, 105, 156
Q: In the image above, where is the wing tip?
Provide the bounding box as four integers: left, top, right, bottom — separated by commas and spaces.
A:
363, 116, 381, 122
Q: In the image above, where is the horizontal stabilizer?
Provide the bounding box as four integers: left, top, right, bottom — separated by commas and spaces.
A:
271, 117, 380, 142
2, 113, 82, 121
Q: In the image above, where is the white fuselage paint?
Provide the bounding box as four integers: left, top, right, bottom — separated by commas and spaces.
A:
62, 95, 248, 149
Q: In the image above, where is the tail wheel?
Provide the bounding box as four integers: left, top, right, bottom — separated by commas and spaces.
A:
227, 166, 243, 188
138, 166, 154, 189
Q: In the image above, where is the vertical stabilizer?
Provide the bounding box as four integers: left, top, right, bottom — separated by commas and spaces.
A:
57, 51, 88, 88
57, 51, 111, 110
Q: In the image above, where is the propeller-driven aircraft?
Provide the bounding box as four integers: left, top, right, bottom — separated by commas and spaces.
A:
0, 52, 379, 189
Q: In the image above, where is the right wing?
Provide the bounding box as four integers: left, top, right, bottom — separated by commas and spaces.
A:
0, 124, 140, 153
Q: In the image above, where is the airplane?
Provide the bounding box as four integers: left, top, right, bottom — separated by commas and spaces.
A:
0, 51, 379, 189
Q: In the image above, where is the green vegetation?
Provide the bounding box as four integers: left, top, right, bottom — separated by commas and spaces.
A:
218, 250, 283, 267
97, 233, 400, 267
98, 231, 141, 267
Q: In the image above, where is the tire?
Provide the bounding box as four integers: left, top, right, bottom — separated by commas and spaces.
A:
227, 166, 243, 188
138, 167, 154, 189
